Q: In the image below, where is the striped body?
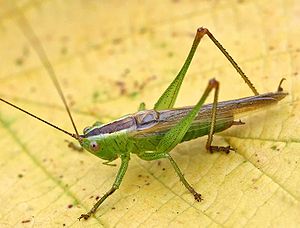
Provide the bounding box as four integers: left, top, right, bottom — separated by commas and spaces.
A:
81, 91, 287, 160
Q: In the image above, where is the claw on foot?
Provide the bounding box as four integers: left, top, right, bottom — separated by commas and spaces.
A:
78, 213, 90, 221
193, 192, 203, 202
208, 145, 234, 154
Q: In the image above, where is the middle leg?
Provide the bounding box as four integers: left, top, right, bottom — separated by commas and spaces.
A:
138, 152, 202, 201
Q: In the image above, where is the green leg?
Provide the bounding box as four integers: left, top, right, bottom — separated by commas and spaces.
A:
78, 154, 130, 220
138, 102, 146, 111
138, 152, 201, 201
157, 79, 219, 154
154, 27, 259, 111
167, 154, 202, 201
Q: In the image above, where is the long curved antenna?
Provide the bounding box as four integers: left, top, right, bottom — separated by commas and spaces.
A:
0, 98, 79, 140
14, 6, 80, 138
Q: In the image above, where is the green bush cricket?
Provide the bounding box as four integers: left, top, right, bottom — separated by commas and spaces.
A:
0, 10, 288, 221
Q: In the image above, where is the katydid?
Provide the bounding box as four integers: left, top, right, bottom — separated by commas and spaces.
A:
0, 16, 288, 221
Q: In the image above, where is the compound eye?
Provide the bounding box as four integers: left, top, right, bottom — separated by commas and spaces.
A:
89, 141, 99, 151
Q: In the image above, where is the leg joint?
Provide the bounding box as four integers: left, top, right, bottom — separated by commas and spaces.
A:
197, 27, 209, 35
208, 78, 219, 89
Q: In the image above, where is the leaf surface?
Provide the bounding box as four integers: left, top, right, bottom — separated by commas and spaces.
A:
0, 1, 299, 227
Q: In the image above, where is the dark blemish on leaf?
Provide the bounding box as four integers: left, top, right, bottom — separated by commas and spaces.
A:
162, 168, 166, 171
18, 174, 23, 178
146, 183, 150, 186
122, 68, 130, 77
67, 95, 75, 107
112, 207, 116, 210
293, 72, 298, 76
157, 161, 161, 166
92, 91, 100, 102
160, 42, 167, 48
90, 195, 94, 199
61, 47, 68, 55
95, 196, 100, 200
66, 140, 84, 152
59, 175, 63, 179
15, 57, 24, 66
63, 224, 66, 226
138, 75, 157, 91
82, 188, 86, 191
171, 31, 178, 37
21, 219, 31, 223
254, 153, 258, 157
257, 160, 260, 163
112, 38, 122, 45
138, 174, 142, 178
168, 51, 174, 57
67, 204, 73, 209
271, 145, 277, 150
133, 198, 136, 202
139, 27, 147, 34
115, 81, 127, 95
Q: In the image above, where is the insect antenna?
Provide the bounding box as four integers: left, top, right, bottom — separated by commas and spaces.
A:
0, 97, 79, 140
14, 6, 80, 138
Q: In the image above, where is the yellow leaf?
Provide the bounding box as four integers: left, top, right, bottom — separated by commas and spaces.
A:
0, 0, 299, 227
